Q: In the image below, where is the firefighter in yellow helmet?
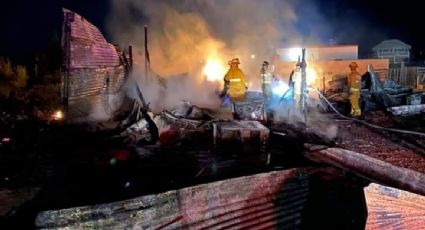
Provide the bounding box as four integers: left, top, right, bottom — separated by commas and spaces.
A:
223, 58, 247, 101
348, 62, 361, 116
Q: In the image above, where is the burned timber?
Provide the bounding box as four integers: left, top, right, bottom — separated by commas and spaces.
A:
1, 8, 425, 230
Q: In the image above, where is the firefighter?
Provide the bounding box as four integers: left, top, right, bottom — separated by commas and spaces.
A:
223, 58, 247, 101
347, 62, 361, 116
260, 61, 272, 99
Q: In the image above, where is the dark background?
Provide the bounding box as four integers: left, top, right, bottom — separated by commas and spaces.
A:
0, 0, 423, 63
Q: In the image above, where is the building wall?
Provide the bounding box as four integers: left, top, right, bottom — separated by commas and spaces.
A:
61, 9, 128, 122
373, 49, 410, 63
64, 66, 126, 121
372, 40, 411, 64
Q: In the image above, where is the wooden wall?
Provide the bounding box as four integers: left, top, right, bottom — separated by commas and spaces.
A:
388, 66, 425, 89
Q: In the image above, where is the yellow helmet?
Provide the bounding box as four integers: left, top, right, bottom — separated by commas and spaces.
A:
231, 58, 240, 64
349, 62, 358, 68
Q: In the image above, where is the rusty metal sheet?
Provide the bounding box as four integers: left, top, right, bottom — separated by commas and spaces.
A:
365, 183, 425, 230
63, 9, 121, 69
35, 168, 314, 229
62, 9, 127, 121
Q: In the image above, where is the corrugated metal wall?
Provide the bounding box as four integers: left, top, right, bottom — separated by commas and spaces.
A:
35, 169, 314, 229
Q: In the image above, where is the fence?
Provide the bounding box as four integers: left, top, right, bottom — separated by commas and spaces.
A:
387, 66, 425, 89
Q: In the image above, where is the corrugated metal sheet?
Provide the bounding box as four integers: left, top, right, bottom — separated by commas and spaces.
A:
35, 168, 314, 229
365, 183, 425, 230
63, 8, 121, 69
61, 9, 127, 121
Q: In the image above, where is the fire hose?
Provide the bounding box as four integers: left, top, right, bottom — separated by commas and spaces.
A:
309, 87, 425, 138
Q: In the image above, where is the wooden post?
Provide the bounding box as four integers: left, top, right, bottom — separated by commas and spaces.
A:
129, 45, 133, 72
144, 25, 149, 82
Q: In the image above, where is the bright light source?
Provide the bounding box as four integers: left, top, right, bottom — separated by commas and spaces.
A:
287, 47, 302, 61
306, 67, 317, 86
52, 110, 64, 121
250, 54, 256, 59
271, 80, 289, 97
203, 57, 227, 82
1, 137, 11, 143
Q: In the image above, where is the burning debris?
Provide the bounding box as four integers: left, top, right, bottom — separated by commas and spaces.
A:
58, 9, 425, 168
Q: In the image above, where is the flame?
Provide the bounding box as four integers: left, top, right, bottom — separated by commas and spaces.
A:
52, 110, 64, 121
203, 56, 227, 82
306, 66, 317, 86
287, 47, 303, 61
285, 47, 318, 86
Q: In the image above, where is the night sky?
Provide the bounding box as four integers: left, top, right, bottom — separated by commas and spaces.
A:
0, 0, 424, 63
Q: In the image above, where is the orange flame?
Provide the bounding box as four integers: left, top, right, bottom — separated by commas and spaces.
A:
203, 56, 227, 82
306, 65, 317, 86
52, 110, 64, 121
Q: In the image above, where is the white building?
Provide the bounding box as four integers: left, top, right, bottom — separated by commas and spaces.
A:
276, 45, 358, 62
372, 39, 411, 64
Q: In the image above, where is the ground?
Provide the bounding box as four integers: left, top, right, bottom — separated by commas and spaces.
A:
0, 112, 424, 228
337, 119, 425, 174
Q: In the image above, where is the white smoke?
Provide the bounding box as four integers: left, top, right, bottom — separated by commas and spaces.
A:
123, 71, 222, 113
89, 92, 125, 121
107, 0, 337, 138
107, 0, 307, 111
272, 90, 338, 140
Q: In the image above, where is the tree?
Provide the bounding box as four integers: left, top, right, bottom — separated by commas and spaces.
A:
0, 57, 28, 97
0, 56, 14, 80
13, 65, 28, 88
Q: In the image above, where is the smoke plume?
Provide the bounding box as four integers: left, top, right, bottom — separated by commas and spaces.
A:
107, 0, 311, 111
106, 0, 340, 138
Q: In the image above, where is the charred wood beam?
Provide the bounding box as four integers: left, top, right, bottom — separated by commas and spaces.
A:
304, 145, 425, 196
271, 123, 335, 146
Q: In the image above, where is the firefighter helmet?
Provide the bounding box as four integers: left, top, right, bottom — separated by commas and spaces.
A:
231, 58, 240, 64
349, 62, 358, 68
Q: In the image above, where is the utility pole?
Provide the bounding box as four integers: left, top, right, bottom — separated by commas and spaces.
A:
300, 48, 307, 124
144, 25, 149, 83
